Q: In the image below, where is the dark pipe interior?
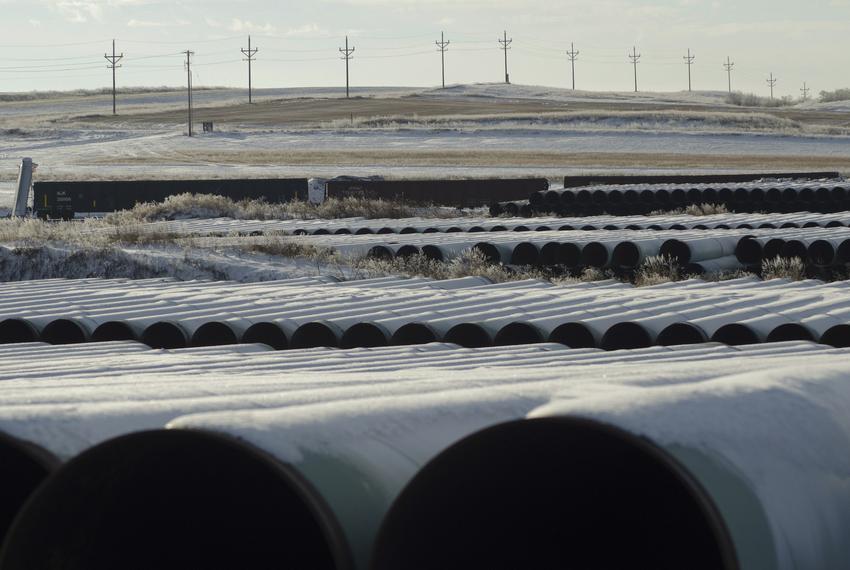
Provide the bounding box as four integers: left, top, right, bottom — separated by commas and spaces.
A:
511, 243, 539, 266
821, 325, 850, 348
711, 324, 759, 346
473, 243, 501, 264
340, 322, 390, 349
761, 239, 785, 260
660, 239, 690, 263
657, 323, 708, 346
391, 323, 438, 346
837, 240, 850, 263
611, 242, 640, 269
242, 322, 288, 350
766, 323, 815, 343
493, 322, 544, 346
355, 228, 375, 235
548, 322, 596, 348
41, 319, 86, 345
469, 226, 486, 233
807, 240, 835, 266
334, 228, 352, 235
141, 322, 189, 349
580, 242, 610, 268
290, 322, 341, 349
443, 323, 492, 348
92, 321, 137, 343
0, 430, 349, 570
0, 319, 38, 344
539, 243, 560, 266
0, 434, 58, 546
779, 241, 807, 260
372, 417, 737, 570
368, 246, 394, 260
511, 226, 530, 232
399, 227, 418, 234
734, 239, 762, 264
600, 322, 653, 351
191, 322, 239, 347
489, 226, 508, 232
421, 245, 444, 262
377, 228, 396, 234
395, 245, 421, 259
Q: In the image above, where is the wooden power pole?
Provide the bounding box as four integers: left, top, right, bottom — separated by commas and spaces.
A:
241, 36, 258, 104
436, 31, 450, 88
498, 31, 512, 84
339, 36, 355, 99
104, 39, 124, 116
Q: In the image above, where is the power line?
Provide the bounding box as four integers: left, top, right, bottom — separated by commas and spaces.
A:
683, 48, 695, 92
628, 46, 641, 92
339, 36, 355, 98
566, 42, 579, 90
436, 31, 450, 89
241, 35, 258, 104
801, 81, 810, 101
184, 50, 194, 137
723, 56, 735, 93
766, 72, 777, 99
104, 39, 124, 116
498, 30, 512, 84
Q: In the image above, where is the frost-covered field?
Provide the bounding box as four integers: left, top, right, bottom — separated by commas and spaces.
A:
2, 83, 850, 192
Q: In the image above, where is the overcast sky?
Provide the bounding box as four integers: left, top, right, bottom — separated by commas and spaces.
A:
0, 0, 848, 97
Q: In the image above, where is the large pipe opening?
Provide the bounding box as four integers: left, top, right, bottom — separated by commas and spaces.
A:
191, 322, 239, 347
367, 246, 394, 261
765, 323, 814, 343
0, 430, 351, 570
711, 324, 759, 346
807, 240, 836, 267
548, 322, 596, 348
611, 242, 641, 269
511, 243, 539, 266
493, 322, 544, 346
660, 239, 690, 263
472, 243, 501, 264
242, 322, 288, 350
340, 323, 390, 349
558, 243, 582, 268
40, 319, 87, 345
0, 319, 38, 344
821, 325, 850, 348
391, 323, 438, 346
421, 245, 445, 262
372, 417, 737, 570
657, 322, 708, 346
290, 322, 342, 349
580, 242, 610, 268
600, 322, 653, 351
734, 238, 762, 264
0, 434, 58, 545
141, 322, 189, 349
92, 321, 137, 343
443, 324, 492, 348
395, 245, 421, 259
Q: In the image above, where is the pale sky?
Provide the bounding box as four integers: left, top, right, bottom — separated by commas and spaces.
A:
0, 0, 848, 97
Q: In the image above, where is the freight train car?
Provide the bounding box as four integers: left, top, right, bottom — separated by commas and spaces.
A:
325, 177, 549, 208
32, 178, 309, 219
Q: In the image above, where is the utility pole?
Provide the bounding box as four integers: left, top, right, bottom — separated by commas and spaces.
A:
339, 36, 355, 98
767, 72, 777, 100
436, 31, 450, 89
801, 81, 810, 101
498, 30, 512, 84
723, 56, 735, 93
241, 35, 258, 104
566, 42, 579, 90
629, 46, 641, 92
104, 39, 123, 116
184, 50, 194, 137
683, 48, 695, 92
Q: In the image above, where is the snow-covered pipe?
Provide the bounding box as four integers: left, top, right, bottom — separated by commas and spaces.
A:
683, 256, 743, 276
0, 432, 59, 543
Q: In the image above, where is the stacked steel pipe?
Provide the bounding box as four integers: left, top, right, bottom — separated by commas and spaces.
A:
1, 342, 849, 568
496, 178, 850, 216
1, 276, 850, 351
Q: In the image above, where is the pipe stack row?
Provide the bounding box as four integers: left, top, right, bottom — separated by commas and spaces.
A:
1, 342, 849, 568
137, 210, 850, 236
4, 275, 850, 350
495, 178, 850, 216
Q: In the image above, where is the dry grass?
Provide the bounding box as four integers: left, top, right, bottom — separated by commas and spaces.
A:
104, 193, 453, 224
635, 255, 681, 286
649, 203, 729, 216
761, 256, 807, 281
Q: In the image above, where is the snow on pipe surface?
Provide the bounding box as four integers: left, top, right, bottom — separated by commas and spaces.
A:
7, 277, 850, 349
3, 350, 849, 570
140, 209, 850, 238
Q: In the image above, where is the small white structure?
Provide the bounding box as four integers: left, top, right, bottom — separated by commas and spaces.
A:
308, 178, 327, 204
13, 158, 36, 217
